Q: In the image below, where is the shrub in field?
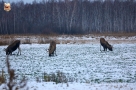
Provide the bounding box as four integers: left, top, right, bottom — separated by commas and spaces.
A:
38, 37, 45, 44
37, 37, 51, 44
0, 38, 15, 46
1, 56, 28, 90
22, 38, 31, 44
0, 40, 9, 46
43, 71, 68, 84
0, 69, 5, 85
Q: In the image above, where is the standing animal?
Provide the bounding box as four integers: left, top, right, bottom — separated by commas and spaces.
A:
100, 38, 113, 51
4, 40, 21, 55
48, 41, 56, 56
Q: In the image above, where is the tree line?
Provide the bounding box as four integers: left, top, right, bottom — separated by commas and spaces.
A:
0, 0, 136, 35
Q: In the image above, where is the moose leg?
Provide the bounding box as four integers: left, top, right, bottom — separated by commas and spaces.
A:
102, 46, 105, 51
100, 44, 101, 51
105, 48, 107, 51
17, 47, 21, 55
9, 49, 12, 55
10, 52, 12, 55
54, 50, 57, 56
104, 47, 107, 51
51, 50, 54, 56
19, 47, 21, 55
52, 50, 57, 56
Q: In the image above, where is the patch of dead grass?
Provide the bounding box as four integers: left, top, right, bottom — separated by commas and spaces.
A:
0, 33, 135, 45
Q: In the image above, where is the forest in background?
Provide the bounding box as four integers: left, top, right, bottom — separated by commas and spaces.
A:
0, 0, 136, 35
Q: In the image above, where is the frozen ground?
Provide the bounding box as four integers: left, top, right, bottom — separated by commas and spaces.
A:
0, 36, 136, 90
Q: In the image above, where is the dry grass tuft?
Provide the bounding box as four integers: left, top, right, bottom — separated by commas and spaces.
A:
22, 38, 31, 44
0, 40, 9, 46
0, 56, 28, 90
0, 33, 135, 45
0, 69, 5, 85
37, 37, 51, 44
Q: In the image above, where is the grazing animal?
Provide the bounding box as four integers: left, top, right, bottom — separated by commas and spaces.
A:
48, 41, 56, 56
4, 40, 21, 55
100, 38, 113, 51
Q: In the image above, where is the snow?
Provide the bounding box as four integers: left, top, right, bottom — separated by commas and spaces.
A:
0, 35, 136, 90
26, 82, 136, 90
0, 82, 136, 90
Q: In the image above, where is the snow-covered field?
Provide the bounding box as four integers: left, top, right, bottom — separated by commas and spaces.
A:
0, 36, 136, 90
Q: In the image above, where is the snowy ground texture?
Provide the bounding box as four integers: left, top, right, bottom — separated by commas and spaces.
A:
0, 35, 136, 90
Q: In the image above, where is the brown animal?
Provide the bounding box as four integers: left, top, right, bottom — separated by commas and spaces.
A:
48, 41, 56, 56
4, 40, 21, 55
100, 38, 113, 51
